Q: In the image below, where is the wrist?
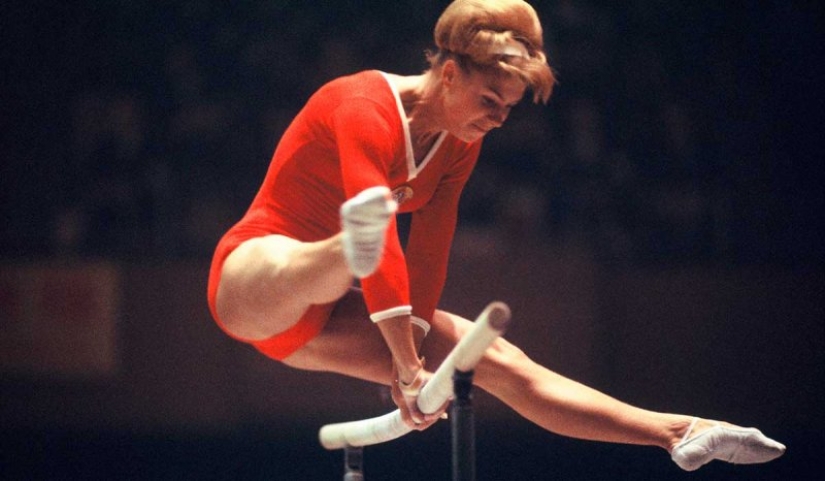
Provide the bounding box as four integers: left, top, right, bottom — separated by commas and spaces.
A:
396, 357, 425, 385
397, 359, 426, 396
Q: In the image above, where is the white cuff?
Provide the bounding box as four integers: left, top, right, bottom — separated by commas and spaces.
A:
410, 316, 431, 337
369, 305, 413, 323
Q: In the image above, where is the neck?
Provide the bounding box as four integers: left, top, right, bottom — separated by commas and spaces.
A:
392, 71, 445, 141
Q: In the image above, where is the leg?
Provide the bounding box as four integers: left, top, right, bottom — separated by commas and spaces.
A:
284, 289, 447, 428
280, 295, 784, 471
216, 186, 396, 341
281, 288, 395, 383
216, 234, 353, 340
418, 309, 785, 470
286, 298, 684, 445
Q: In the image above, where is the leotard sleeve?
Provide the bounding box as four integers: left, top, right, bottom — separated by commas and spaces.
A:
328, 97, 413, 318
406, 142, 481, 324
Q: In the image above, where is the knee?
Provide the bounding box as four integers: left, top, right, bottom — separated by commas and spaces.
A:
214, 278, 255, 339
476, 337, 535, 391
214, 241, 286, 340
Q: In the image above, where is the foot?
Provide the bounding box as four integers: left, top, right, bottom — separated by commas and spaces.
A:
340, 186, 397, 278
670, 417, 786, 471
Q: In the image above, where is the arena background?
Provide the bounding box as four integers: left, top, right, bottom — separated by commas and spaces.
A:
1, 1, 822, 480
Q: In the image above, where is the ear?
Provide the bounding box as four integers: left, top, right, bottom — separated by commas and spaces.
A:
441, 59, 458, 89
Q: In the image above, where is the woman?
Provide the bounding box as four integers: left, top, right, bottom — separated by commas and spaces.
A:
207, 0, 784, 472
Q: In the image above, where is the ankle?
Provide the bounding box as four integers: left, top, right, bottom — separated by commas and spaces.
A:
667, 416, 700, 452
670, 417, 731, 452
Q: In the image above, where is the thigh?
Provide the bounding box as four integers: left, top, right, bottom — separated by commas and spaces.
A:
420, 308, 531, 393
216, 234, 310, 338
418, 310, 472, 369
283, 299, 498, 387
282, 288, 396, 385
284, 302, 471, 382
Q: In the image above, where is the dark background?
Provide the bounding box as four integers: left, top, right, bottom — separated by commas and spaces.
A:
1, 1, 822, 480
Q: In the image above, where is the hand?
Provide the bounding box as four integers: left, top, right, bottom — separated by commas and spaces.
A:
391, 364, 449, 430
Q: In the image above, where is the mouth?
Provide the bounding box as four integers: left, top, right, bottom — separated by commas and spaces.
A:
471, 123, 490, 134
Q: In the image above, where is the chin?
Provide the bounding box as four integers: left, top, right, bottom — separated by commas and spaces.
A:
457, 128, 486, 143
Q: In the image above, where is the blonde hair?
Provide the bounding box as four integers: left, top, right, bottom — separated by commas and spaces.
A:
428, 0, 556, 104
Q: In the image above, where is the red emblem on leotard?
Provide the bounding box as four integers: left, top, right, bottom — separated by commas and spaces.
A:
392, 185, 414, 205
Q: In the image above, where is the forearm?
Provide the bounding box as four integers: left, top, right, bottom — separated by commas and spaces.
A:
375, 315, 424, 383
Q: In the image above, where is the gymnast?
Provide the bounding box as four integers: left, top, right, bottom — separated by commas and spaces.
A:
207, 0, 785, 471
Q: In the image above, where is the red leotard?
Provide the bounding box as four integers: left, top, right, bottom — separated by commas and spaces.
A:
207, 70, 481, 359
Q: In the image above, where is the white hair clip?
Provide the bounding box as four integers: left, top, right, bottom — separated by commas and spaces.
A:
490, 38, 529, 59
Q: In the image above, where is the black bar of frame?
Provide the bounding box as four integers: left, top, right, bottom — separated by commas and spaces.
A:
343, 445, 365, 481
452, 369, 476, 481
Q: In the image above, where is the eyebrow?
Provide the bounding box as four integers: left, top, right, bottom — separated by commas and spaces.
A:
488, 85, 505, 101
487, 86, 520, 108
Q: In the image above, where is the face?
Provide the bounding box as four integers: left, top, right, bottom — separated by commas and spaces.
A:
441, 62, 527, 142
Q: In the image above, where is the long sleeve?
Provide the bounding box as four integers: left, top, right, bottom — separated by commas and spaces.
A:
329, 96, 413, 317
406, 142, 481, 323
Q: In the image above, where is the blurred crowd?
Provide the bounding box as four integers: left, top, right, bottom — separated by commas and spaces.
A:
1, 1, 819, 267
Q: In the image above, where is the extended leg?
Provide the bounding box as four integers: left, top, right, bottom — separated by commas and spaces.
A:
422, 310, 785, 471
285, 298, 784, 472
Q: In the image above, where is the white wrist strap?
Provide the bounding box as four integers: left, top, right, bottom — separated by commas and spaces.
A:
369, 307, 430, 338
369, 305, 412, 322
410, 316, 431, 337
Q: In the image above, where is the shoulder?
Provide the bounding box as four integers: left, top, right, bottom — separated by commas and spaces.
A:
315, 70, 393, 103
306, 71, 400, 133
303, 71, 395, 120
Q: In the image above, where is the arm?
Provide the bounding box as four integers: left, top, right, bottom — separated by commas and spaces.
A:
406, 142, 481, 324
318, 302, 512, 450
382, 147, 480, 425
329, 98, 427, 409
375, 314, 423, 382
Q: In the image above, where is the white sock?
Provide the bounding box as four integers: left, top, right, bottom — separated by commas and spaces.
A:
340, 186, 397, 278
671, 417, 786, 471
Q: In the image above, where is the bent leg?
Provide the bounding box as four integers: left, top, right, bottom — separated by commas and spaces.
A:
282, 288, 394, 384
215, 187, 396, 341
216, 234, 353, 340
